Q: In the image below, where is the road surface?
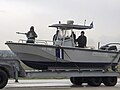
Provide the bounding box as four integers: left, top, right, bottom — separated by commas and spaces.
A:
2, 79, 120, 90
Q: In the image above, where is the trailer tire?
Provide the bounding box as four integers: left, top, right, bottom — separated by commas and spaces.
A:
103, 77, 117, 86
70, 77, 74, 84
88, 77, 102, 86
0, 69, 8, 89
70, 77, 82, 85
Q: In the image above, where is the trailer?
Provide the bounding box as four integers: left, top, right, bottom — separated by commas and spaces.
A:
0, 58, 119, 89
26, 69, 119, 86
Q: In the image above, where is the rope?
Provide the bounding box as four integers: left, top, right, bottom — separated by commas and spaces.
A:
107, 51, 120, 71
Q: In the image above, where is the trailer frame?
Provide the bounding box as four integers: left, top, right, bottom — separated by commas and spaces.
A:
0, 58, 119, 88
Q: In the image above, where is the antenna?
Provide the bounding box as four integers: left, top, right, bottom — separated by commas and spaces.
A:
90, 22, 93, 28
84, 19, 86, 26
59, 21, 61, 24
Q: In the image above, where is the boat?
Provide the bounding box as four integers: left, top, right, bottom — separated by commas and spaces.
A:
5, 20, 120, 70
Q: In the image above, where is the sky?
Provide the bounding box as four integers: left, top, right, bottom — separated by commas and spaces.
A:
0, 0, 120, 49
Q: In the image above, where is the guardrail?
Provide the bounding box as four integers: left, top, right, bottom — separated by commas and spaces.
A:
18, 39, 53, 45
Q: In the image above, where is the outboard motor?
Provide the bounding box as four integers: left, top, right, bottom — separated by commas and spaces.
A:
100, 45, 117, 51
100, 45, 109, 50
108, 46, 117, 51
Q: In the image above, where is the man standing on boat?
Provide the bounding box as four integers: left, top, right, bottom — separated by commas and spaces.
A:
70, 31, 76, 44
53, 30, 59, 41
53, 30, 63, 45
76, 31, 87, 48
26, 26, 38, 43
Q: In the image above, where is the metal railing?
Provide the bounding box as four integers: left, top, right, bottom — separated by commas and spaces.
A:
18, 39, 53, 45
35, 39, 53, 45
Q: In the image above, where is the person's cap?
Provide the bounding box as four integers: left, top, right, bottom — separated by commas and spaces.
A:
81, 31, 85, 34
30, 26, 34, 30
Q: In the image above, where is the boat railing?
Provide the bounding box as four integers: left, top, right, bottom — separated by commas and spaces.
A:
18, 39, 53, 45
35, 39, 53, 45
18, 39, 26, 43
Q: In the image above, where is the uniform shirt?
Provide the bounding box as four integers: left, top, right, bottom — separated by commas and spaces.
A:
26, 31, 37, 39
76, 35, 87, 48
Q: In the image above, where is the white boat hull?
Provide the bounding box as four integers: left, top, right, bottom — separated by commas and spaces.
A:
6, 42, 120, 70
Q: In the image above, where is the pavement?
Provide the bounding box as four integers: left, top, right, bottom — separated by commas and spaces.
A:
2, 79, 120, 90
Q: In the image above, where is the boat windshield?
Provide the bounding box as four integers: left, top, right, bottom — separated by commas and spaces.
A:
60, 29, 71, 38
50, 20, 93, 47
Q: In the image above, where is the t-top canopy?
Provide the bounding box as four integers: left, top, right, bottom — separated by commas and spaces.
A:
49, 21, 93, 30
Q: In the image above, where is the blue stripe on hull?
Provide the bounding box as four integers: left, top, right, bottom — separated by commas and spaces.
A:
55, 48, 64, 59
21, 60, 117, 70
56, 48, 60, 58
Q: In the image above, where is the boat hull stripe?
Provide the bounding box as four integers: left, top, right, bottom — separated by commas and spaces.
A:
55, 48, 64, 59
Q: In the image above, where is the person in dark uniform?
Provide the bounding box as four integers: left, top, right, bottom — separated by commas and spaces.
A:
76, 31, 87, 48
26, 26, 38, 43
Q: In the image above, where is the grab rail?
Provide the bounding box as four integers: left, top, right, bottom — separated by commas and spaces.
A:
18, 39, 53, 45
18, 39, 26, 43
35, 39, 53, 45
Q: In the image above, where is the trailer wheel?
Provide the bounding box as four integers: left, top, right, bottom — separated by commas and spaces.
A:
88, 77, 102, 86
70, 77, 82, 85
103, 77, 117, 86
0, 69, 8, 89
70, 77, 74, 84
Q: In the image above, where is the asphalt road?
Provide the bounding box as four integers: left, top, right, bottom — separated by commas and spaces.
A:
2, 79, 120, 90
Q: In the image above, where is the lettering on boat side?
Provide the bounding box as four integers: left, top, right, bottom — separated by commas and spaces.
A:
41, 47, 52, 51
92, 52, 108, 57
